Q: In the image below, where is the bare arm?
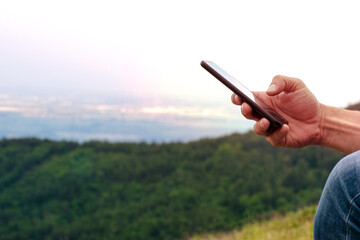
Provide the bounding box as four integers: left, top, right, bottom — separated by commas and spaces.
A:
232, 75, 360, 154
319, 104, 360, 154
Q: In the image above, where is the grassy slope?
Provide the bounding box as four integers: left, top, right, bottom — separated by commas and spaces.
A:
188, 102, 360, 240
189, 205, 316, 240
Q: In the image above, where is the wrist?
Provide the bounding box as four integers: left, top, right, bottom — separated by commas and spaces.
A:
318, 104, 360, 154
317, 104, 335, 149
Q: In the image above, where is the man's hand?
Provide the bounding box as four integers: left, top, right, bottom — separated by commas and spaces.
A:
232, 75, 324, 149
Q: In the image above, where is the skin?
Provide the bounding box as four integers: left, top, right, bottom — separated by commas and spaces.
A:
231, 75, 360, 154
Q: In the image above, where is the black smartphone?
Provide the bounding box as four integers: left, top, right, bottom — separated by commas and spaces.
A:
201, 60, 288, 133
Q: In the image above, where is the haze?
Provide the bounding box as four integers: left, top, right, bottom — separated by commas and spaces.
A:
1, 0, 360, 142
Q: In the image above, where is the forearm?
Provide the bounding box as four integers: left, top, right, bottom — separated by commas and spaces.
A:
319, 104, 360, 154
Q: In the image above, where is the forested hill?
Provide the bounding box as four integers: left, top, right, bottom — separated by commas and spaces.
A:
346, 101, 360, 111
0, 132, 343, 240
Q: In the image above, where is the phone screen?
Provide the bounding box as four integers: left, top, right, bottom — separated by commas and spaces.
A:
201, 60, 288, 132
203, 61, 255, 102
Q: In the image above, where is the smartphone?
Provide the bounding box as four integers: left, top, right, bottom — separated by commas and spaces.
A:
201, 60, 288, 133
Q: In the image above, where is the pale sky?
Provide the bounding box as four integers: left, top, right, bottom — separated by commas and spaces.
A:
1, 0, 360, 141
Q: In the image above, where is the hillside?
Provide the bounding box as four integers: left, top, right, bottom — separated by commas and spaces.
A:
346, 101, 360, 110
0, 133, 343, 240
190, 205, 316, 240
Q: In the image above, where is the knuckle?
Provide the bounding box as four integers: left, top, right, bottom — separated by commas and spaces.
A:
272, 75, 284, 81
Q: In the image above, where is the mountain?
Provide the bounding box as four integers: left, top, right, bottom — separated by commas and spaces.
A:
0, 133, 343, 240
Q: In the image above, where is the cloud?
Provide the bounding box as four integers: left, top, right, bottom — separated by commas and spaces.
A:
0, 93, 244, 123
0, 106, 20, 112
0, 92, 252, 142
140, 106, 234, 119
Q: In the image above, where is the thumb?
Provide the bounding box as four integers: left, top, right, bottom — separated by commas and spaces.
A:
266, 75, 306, 96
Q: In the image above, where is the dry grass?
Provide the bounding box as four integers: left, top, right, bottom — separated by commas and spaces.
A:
189, 206, 316, 240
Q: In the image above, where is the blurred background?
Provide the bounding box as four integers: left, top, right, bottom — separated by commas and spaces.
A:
1, 0, 360, 142
1, 1, 360, 240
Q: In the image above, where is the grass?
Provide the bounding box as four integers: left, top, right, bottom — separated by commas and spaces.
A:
189, 206, 316, 240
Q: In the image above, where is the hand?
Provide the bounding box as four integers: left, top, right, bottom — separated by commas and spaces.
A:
232, 75, 324, 148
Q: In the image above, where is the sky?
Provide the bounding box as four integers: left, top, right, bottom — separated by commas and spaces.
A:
1, 0, 360, 142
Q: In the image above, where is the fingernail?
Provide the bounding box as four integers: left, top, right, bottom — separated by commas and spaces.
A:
281, 124, 288, 134
267, 84, 277, 93
259, 119, 264, 129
